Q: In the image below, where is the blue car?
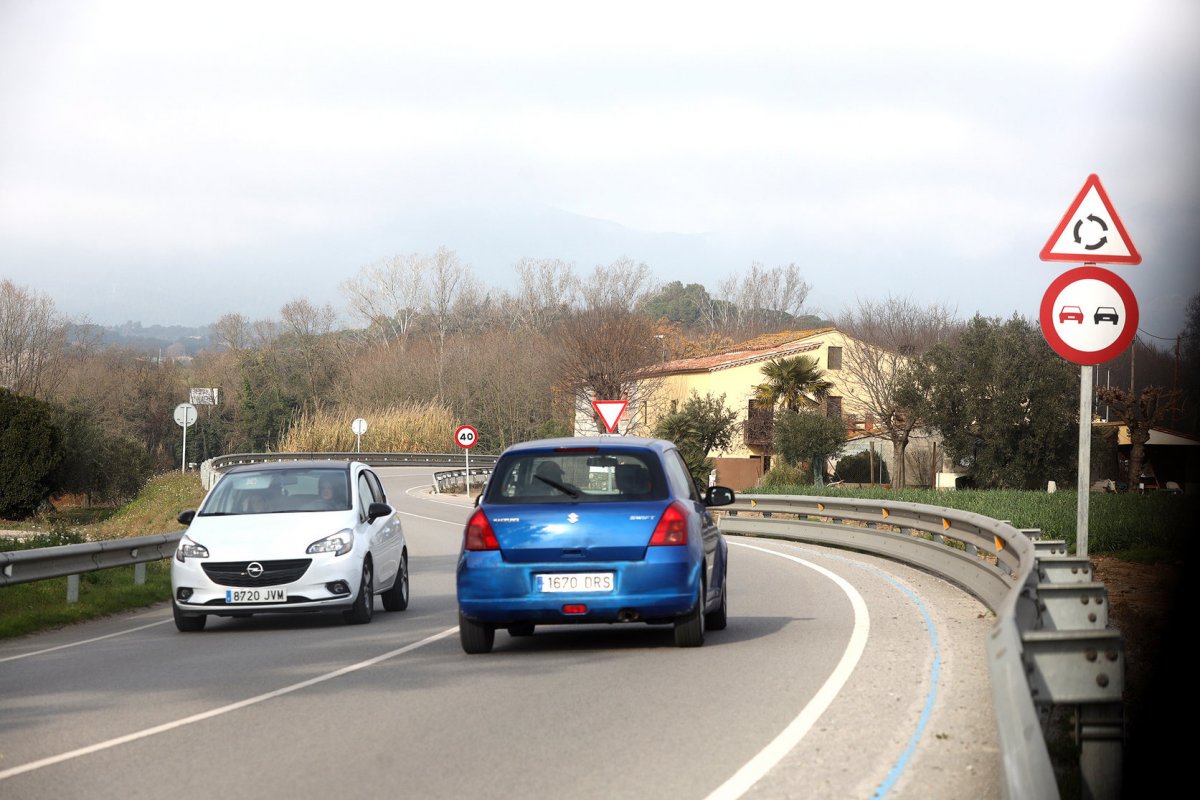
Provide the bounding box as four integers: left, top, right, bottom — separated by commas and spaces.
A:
456, 436, 735, 653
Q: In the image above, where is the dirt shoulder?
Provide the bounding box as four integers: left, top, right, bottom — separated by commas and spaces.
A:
1090, 555, 1185, 794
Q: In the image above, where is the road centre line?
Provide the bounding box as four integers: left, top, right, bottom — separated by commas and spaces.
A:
0, 626, 459, 783
396, 508, 468, 526
0, 618, 173, 664
705, 541, 870, 800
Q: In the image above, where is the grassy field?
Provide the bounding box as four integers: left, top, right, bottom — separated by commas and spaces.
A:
750, 484, 1193, 560
2, 471, 1190, 640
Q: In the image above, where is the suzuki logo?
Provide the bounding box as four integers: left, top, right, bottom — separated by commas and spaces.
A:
567, 513, 579, 524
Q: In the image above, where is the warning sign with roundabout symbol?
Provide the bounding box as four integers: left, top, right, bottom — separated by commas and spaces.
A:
1039, 266, 1138, 365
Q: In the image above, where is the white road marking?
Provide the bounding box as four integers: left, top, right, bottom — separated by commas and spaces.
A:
706, 541, 871, 800
0, 626, 459, 783
0, 619, 173, 664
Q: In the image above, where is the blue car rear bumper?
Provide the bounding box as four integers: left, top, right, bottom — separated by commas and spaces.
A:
457, 549, 701, 625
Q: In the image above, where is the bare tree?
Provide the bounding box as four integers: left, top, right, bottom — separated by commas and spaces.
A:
1095, 385, 1179, 490
211, 313, 253, 354
712, 263, 812, 334
417, 246, 480, 398
511, 257, 579, 330
556, 306, 663, 435
837, 296, 961, 487
341, 254, 426, 348
579, 257, 657, 313
0, 279, 67, 398
279, 298, 341, 404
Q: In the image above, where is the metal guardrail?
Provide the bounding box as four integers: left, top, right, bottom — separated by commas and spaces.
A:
0, 532, 184, 590
719, 493, 1123, 800
431, 468, 493, 494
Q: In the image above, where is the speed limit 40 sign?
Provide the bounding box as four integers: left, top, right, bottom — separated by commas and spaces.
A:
455, 424, 478, 449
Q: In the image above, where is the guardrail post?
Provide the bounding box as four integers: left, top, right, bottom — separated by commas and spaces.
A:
134, 563, 146, 585
67, 574, 80, 603
1078, 702, 1123, 800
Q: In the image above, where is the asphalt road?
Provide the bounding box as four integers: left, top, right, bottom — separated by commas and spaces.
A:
0, 467, 1000, 799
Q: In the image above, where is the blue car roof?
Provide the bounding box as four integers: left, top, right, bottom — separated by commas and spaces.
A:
499, 435, 673, 455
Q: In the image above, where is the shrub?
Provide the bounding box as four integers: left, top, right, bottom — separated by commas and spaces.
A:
755, 462, 809, 490
835, 450, 890, 484
0, 389, 64, 518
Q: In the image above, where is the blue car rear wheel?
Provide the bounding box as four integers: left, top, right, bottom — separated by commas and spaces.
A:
673, 580, 705, 648
704, 577, 728, 631
460, 610, 496, 654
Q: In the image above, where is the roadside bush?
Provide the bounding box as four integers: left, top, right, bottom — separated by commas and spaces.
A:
835, 451, 890, 484
755, 462, 809, 490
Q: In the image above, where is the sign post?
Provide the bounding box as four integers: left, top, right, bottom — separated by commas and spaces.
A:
1040, 173, 1141, 556
173, 403, 198, 473
455, 424, 478, 493
351, 417, 368, 453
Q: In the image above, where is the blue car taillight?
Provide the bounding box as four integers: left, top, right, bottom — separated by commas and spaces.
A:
464, 508, 500, 551
648, 502, 688, 546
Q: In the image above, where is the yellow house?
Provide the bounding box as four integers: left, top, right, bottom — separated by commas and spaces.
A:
570, 327, 935, 490
641, 328, 880, 489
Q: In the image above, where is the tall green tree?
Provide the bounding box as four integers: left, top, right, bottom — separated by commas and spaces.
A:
754, 355, 832, 412
653, 391, 739, 486
899, 314, 1078, 489
0, 389, 64, 518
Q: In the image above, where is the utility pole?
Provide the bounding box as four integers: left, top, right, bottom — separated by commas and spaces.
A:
1174, 335, 1181, 426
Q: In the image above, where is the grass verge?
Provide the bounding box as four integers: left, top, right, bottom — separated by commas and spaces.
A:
0, 472, 206, 641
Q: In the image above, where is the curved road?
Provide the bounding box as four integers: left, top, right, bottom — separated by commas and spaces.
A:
0, 467, 999, 799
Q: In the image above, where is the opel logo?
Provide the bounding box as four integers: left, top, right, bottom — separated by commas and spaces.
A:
567, 513, 579, 524
246, 562, 264, 578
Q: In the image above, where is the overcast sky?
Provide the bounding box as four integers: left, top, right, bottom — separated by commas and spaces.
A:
2, 0, 1198, 342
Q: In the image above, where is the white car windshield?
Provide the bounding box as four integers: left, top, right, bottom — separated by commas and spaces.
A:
200, 467, 352, 515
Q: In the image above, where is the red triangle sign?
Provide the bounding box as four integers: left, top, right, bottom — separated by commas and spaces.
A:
591, 400, 628, 434
1040, 174, 1141, 265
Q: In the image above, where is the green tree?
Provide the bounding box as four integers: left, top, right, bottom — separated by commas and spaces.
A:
639, 281, 716, 326
653, 391, 739, 486
0, 388, 64, 518
754, 355, 832, 412
773, 409, 846, 484
899, 314, 1078, 489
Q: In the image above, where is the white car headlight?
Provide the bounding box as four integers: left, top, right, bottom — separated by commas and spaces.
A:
176, 535, 209, 562
307, 529, 353, 556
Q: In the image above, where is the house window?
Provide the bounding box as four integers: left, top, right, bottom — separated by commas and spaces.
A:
826, 396, 843, 421
827, 346, 843, 370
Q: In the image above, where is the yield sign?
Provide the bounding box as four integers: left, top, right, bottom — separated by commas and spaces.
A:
1040, 174, 1141, 265
591, 400, 628, 434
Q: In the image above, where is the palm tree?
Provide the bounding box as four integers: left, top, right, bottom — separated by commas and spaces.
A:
754, 355, 833, 412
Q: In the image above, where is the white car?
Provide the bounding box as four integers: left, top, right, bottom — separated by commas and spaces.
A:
171, 460, 408, 632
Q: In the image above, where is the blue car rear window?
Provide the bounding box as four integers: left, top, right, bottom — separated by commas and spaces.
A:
485, 451, 667, 504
